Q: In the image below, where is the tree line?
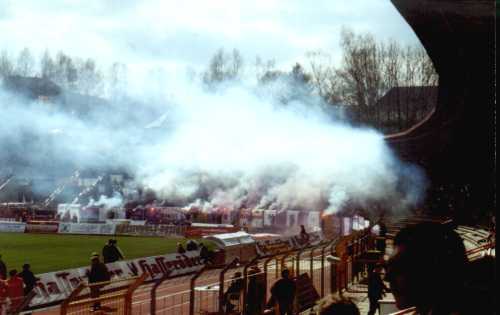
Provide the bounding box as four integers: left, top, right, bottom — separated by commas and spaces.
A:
1, 28, 438, 133
202, 28, 438, 133
0, 48, 127, 99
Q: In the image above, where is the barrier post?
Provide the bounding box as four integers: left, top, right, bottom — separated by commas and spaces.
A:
150, 270, 172, 315
190, 265, 209, 315
295, 249, 303, 277
242, 255, 263, 315
60, 283, 85, 315
320, 244, 327, 297
309, 247, 315, 283
124, 273, 147, 315
264, 255, 277, 302
218, 258, 240, 315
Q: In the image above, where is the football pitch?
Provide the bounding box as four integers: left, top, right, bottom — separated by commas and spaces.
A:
0, 232, 206, 274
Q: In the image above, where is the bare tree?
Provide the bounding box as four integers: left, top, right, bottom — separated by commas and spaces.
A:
107, 62, 127, 99
336, 28, 384, 124
15, 47, 35, 76
53, 51, 78, 89
332, 28, 438, 131
202, 48, 244, 88
40, 50, 56, 80
305, 51, 341, 105
0, 50, 13, 78
254, 56, 276, 82
77, 58, 103, 96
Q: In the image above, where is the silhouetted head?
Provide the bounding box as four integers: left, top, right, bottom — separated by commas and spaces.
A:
281, 268, 290, 279
386, 222, 467, 313
22, 263, 30, 270
320, 298, 360, 315
9, 269, 17, 278
90, 252, 100, 264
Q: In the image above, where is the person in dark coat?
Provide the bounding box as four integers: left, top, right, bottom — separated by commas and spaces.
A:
177, 242, 186, 254
102, 240, 114, 263
18, 264, 39, 295
0, 254, 6, 280
367, 264, 388, 315
109, 239, 124, 262
245, 267, 265, 315
87, 253, 111, 310
300, 225, 310, 243
186, 240, 198, 251
199, 243, 210, 263
223, 272, 244, 313
268, 269, 296, 315
103, 240, 124, 263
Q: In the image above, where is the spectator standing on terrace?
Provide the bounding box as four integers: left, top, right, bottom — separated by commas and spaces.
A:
6, 270, 24, 311
0, 255, 6, 280
18, 264, 38, 295
300, 225, 310, 242
199, 243, 210, 263
110, 239, 124, 261
102, 239, 124, 263
246, 266, 265, 315
186, 239, 198, 251
223, 272, 244, 313
386, 222, 470, 315
87, 253, 111, 311
102, 240, 114, 263
268, 269, 296, 315
367, 264, 388, 315
177, 242, 186, 254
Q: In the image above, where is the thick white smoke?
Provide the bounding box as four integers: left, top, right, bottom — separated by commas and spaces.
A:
136, 79, 426, 214
0, 75, 426, 216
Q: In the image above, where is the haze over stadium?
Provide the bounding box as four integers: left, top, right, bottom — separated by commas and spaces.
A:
0, 0, 428, 219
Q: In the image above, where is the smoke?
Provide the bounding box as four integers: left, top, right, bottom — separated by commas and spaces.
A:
0, 74, 427, 217
87, 192, 123, 210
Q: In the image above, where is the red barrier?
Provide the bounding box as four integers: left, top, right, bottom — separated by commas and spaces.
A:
25, 220, 59, 233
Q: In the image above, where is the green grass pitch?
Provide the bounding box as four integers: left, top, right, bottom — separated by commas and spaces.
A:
0, 233, 208, 274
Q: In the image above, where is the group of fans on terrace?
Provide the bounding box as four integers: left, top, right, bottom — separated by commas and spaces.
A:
0, 259, 38, 314
1, 216, 496, 314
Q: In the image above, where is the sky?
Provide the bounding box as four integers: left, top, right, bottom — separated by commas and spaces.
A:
0, 0, 421, 77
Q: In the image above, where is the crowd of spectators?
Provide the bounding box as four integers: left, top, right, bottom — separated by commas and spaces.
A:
0, 255, 40, 314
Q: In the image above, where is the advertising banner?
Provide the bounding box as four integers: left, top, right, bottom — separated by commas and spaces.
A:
255, 231, 323, 256
0, 221, 26, 233
58, 223, 117, 235
30, 250, 204, 307
115, 224, 185, 237
26, 221, 59, 233
184, 224, 239, 238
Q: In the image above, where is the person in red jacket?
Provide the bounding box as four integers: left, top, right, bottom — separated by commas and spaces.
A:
6, 270, 24, 311
0, 279, 8, 315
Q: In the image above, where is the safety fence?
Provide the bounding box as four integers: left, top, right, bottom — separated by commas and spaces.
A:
70, 230, 378, 315
60, 273, 147, 315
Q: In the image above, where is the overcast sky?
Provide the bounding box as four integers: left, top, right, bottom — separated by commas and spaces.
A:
0, 0, 421, 78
